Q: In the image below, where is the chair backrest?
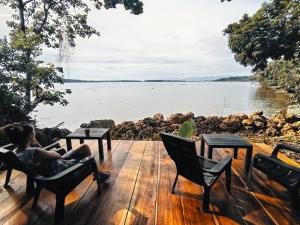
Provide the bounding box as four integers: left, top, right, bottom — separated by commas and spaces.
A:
0, 148, 34, 175
160, 133, 204, 185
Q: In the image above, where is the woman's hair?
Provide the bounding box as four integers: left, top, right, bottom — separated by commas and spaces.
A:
2, 122, 34, 147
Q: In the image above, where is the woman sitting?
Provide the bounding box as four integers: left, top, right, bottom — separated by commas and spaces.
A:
2, 122, 110, 180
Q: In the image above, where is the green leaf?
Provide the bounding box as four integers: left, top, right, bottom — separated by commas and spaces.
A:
178, 120, 195, 138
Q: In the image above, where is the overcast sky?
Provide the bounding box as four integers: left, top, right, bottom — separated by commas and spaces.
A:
0, 0, 265, 80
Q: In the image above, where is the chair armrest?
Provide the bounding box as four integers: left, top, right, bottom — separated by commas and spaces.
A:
254, 153, 300, 173
203, 156, 232, 175
1, 143, 16, 150
43, 142, 61, 150
35, 155, 95, 182
272, 142, 300, 157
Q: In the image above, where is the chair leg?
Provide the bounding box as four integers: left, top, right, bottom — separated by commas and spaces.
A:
55, 194, 66, 223
26, 176, 35, 195
225, 165, 232, 193
91, 158, 102, 196
203, 186, 211, 212
289, 189, 299, 211
247, 159, 255, 189
233, 148, 238, 159
32, 185, 42, 209
171, 173, 178, 194
4, 168, 12, 188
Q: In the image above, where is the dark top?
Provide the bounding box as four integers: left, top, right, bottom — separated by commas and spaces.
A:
15, 147, 77, 177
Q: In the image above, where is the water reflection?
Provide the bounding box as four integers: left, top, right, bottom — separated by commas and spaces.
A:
251, 84, 290, 116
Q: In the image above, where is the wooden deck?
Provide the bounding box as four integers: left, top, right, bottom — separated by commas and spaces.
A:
0, 140, 299, 225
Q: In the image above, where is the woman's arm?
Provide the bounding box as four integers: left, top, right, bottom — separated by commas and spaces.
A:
34, 148, 61, 160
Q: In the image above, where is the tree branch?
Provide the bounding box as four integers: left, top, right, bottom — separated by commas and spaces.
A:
23, 0, 34, 5
36, 1, 50, 34
17, 0, 26, 32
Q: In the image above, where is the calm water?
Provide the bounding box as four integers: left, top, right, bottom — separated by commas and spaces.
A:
34, 82, 290, 130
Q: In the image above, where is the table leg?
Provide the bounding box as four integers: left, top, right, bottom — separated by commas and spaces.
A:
208, 146, 213, 159
107, 131, 112, 150
244, 146, 253, 174
200, 137, 205, 156
98, 138, 104, 161
80, 138, 84, 144
233, 148, 238, 159
66, 138, 72, 151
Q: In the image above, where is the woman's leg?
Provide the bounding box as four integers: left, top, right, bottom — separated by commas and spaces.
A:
61, 143, 91, 160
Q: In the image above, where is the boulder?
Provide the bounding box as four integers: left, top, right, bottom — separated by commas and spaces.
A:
242, 118, 253, 126
153, 113, 164, 123
251, 111, 263, 116
143, 117, 157, 127
254, 121, 265, 130
168, 113, 186, 124
81, 119, 116, 130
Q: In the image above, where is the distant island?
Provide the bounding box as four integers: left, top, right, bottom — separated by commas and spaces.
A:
64, 76, 253, 83
213, 76, 253, 82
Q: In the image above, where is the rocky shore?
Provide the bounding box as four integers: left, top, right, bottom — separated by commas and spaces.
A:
81, 111, 300, 162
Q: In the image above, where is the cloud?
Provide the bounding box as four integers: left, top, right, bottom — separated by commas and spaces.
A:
0, 0, 265, 80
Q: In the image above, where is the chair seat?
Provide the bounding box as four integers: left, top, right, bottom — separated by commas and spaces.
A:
198, 157, 219, 186
255, 156, 300, 188
198, 156, 217, 169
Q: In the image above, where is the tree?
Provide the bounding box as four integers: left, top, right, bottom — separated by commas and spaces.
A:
223, 0, 300, 71
0, 0, 144, 115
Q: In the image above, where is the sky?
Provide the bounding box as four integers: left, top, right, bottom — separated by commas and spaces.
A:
0, 0, 265, 80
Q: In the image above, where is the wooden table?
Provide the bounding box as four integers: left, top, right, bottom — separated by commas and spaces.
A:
200, 134, 253, 173
66, 128, 111, 160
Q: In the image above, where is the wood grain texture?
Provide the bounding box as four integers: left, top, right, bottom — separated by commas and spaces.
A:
0, 140, 299, 225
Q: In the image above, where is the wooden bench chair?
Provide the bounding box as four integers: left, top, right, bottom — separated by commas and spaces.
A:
247, 143, 300, 210
0, 147, 101, 223
160, 132, 232, 212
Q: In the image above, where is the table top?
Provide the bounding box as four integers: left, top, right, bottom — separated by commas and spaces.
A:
201, 134, 252, 147
66, 128, 110, 139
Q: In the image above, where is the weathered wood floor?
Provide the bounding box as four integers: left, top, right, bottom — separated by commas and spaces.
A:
0, 140, 299, 225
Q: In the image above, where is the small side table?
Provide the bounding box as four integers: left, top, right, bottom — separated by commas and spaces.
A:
200, 134, 253, 174
66, 128, 111, 161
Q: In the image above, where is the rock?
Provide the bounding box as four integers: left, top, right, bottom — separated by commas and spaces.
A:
285, 113, 300, 124
195, 116, 206, 123
35, 127, 71, 146
82, 119, 115, 129
251, 115, 265, 123
168, 113, 186, 124
220, 116, 242, 132
254, 121, 265, 130
265, 127, 278, 136
153, 113, 164, 122
291, 121, 300, 130
281, 124, 293, 135
185, 112, 195, 120
138, 128, 152, 139
143, 117, 157, 127
242, 118, 254, 126
251, 111, 263, 116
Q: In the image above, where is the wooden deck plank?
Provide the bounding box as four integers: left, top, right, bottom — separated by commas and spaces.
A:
216, 146, 299, 225
64, 140, 134, 225
156, 142, 186, 225
0, 140, 299, 225
124, 141, 159, 225
28, 139, 119, 225
93, 141, 147, 225
212, 148, 275, 225
1, 140, 90, 225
